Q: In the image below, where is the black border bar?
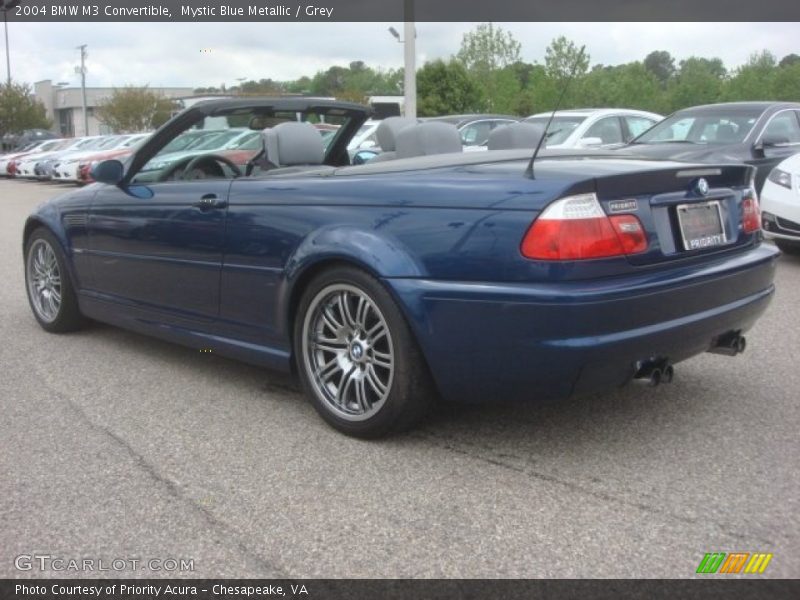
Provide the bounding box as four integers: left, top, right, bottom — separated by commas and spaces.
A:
4, 0, 800, 22
2, 579, 800, 600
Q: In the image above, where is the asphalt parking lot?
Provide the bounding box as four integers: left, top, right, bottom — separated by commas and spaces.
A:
1, 178, 798, 579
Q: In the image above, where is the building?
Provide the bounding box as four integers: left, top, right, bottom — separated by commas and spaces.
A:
34, 80, 195, 137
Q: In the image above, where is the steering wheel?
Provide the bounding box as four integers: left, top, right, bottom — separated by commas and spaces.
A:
182, 153, 242, 180
159, 154, 243, 182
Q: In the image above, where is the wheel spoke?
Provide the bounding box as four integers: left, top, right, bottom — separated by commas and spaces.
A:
336, 367, 356, 407
354, 295, 368, 328
315, 356, 340, 383
322, 305, 343, 333
311, 335, 347, 354
340, 291, 357, 327
354, 377, 369, 413
371, 349, 392, 369
369, 324, 387, 344
365, 365, 388, 396
45, 252, 57, 273
44, 293, 57, 318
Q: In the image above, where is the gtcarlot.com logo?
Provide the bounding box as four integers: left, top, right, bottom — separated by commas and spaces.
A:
14, 554, 195, 572
696, 552, 773, 574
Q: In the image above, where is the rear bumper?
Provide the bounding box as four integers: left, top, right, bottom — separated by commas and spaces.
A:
386, 243, 779, 403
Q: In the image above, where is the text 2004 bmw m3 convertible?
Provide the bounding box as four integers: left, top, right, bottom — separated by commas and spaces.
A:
23, 98, 779, 437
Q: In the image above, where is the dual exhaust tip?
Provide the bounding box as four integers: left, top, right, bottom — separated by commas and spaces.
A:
633, 331, 747, 388
634, 359, 674, 387
707, 331, 747, 357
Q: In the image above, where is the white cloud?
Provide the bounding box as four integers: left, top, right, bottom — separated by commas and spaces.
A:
5, 22, 799, 88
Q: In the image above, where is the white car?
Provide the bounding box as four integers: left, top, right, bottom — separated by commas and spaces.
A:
52, 134, 150, 183
761, 153, 800, 254
0, 139, 61, 176
15, 137, 99, 179
523, 108, 663, 149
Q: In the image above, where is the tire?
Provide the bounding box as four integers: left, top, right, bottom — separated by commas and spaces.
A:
775, 240, 800, 256
294, 266, 433, 438
24, 228, 86, 333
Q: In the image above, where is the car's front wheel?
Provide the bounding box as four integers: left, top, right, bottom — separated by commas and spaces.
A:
294, 266, 433, 437
24, 228, 85, 333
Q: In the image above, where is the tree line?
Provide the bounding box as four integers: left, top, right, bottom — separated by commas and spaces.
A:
2, 24, 799, 141
198, 25, 799, 118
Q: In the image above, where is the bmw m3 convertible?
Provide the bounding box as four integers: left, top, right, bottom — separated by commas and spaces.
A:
23, 98, 779, 437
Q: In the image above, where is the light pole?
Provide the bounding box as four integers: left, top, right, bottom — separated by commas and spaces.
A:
76, 44, 88, 135
1, 0, 21, 86
387, 0, 416, 118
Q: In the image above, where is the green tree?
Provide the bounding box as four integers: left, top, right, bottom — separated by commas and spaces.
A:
724, 51, 778, 101
0, 81, 51, 139
516, 64, 559, 115
284, 76, 312, 95
544, 36, 590, 82
456, 23, 521, 74
773, 62, 800, 101
95, 86, 177, 132
417, 59, 483, 116
308, 63, 403, 99
454, 23, 523, 112
236, 79, 285, 95
668, 57, 726, 110
779, 54, 800, 68
643, 50, 676, 86
580, 63, 666, 113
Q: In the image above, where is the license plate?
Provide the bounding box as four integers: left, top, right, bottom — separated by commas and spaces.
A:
676, 200, 726, 251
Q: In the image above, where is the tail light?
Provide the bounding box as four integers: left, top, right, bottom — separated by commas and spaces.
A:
521, 193, 648, 260
741, 188, 761, 234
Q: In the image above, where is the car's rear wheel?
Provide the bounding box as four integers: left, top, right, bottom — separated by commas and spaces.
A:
775, 240, 800, 255
294, 266, 433, 437
24, 228, 85, 333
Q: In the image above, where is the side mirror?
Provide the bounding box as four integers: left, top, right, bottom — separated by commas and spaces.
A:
91, 159, 124, 185
760, 134, 790, 148
578, 137, 603, 148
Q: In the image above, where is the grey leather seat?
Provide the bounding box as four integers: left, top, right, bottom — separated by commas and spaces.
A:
487, 122, 545, 150
370, 117, 418, 162
262, 121, 325, 168
395, 121, 462, 159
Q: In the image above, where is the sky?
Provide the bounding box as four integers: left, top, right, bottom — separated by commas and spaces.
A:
5, 22, 799, 90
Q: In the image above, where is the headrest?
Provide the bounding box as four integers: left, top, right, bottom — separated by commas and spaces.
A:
714, 123, 739, 143
487, 122, 545, 150
262, 122, 325, 167
375, 117, 418, 152
395, 121, 463, 159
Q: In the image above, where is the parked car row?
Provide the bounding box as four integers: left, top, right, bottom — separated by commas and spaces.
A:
1, 134, 153, 184
0, 127, 268, 185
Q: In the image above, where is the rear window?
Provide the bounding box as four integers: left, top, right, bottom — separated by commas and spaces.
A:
524, 116, 586, 145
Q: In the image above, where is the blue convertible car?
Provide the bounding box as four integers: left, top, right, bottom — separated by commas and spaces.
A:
23, 98, 778, 437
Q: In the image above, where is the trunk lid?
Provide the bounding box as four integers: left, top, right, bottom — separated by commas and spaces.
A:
593, 163, 758, 266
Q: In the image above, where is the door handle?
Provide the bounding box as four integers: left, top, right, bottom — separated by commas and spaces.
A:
193, 194, 228, 210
